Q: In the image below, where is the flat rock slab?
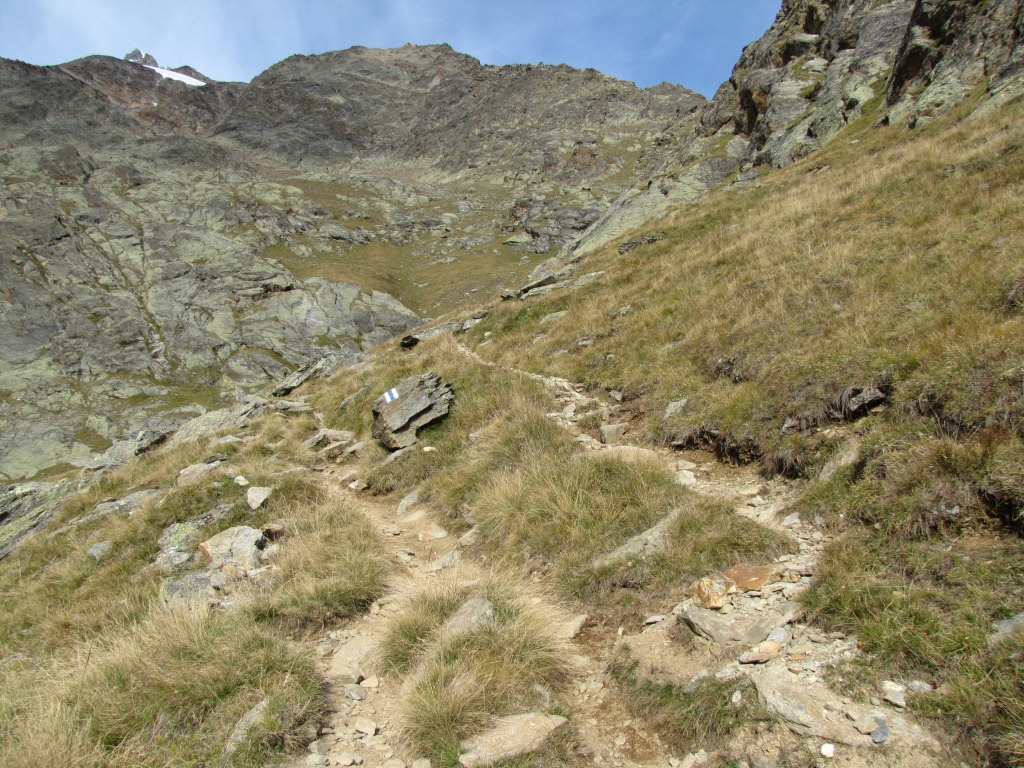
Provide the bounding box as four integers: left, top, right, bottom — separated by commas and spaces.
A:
199, 526, 265, 570
679, 604, 778, 645
751, 666, 860, 745
371, 373, 454, 450
724, 564, 777, 591
459, 713, 568, 767
329, 634, 378, 684
444, 597, 496, 634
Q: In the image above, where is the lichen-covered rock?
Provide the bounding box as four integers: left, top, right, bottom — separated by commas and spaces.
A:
371, 373, 454, 450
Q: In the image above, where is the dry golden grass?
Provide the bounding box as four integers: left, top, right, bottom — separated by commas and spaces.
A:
0, 410, 389, 765
379, 572, 571, 764
0, 605, 321, 768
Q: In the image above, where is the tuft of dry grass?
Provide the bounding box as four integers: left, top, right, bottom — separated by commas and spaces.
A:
0, 606, 321, 768
379, 572, 570, 764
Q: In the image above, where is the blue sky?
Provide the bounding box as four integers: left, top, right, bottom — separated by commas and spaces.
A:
0, 1, 781, 97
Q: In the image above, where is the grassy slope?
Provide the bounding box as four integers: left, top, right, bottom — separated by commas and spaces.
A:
460, 93, 1024, 762
3, 91, 1024, 766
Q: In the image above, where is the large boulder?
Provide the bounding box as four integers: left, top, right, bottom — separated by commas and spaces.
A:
371, 373, 454, 450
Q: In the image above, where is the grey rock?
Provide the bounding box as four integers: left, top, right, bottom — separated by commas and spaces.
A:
879, 680, 907, 708
396, 489, 420, 516
423, 549, 460, 573
177, 460, 224, 487
458, 712, 568, 767
246, 486, 273, 510
198, 526, 266, 570
592, 512, 677, 568
344, 683, 368, 701
443, 597, 496, 634
990, 611, 1024, 645
871, 718, 890, 744
224, 699, 268, 754
371, 373, 454, 450
458, 527, 480, 547
0, 480, 78, 561
272, 354, 345, 397
86, 540, 113, 561
400, 321, 461, 349
664, 398, 689, 420
52, 488, 159, 536
160, 572, 214, 606
679, 605, 778, 645
599, 423, 627, 444
304, 428, 355, 451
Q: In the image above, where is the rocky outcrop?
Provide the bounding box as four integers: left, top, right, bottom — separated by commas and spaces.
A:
562, 0, 1024, 262
371, 373, 454, 450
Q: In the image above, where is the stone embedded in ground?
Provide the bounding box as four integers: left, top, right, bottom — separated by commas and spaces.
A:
304, 428, 356, 451
159, 572, 213, 606
86, 540, 113, 561
411, 760, 431, 768
723, 563, 777, 591
396, 489, 420, 516
329, 634, 377, 684
906, 679, 934, 694
676, 469, 698, 486
458, 712, 568, 767
334, 754, 361, 767
664, 398, 688, 419
55, 488, 159, 536
443, 597, 496, 634
599, 422, 628, 444
680, 604, 777, 645
418, 523, 449, 541
879, 680, 907, 708
424, 549, 460, 573
353, 717, 377, 735
344, 683, 368, 701
198, 526, 266, 570
560, 613, 588, 639
691, 574, 737, 609
401, 321, 461, 348
592, 511, 677, 568
458, 527, 480, 547
177, 460, 224, 486
234, 475, 249, 486
381, 760, 406, 768
990, 611, 1024, 645
871, 719, 891, 743
246, 486, 273, 510
223, 699, 268, 754
272, 354, 344, 397
371, 373, 454, 450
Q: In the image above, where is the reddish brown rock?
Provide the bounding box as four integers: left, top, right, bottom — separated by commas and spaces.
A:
692, 574, 736, 609
724, 564, 777, 591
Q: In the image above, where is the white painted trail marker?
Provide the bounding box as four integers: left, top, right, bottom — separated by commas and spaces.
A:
383, 388, 399, 403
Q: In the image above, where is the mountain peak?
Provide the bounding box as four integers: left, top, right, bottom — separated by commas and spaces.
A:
124, 48, 159, 67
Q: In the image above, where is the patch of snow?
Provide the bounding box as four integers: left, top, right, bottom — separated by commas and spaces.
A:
144, 65, 205, 86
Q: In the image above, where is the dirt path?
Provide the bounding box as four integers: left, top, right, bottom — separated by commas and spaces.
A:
284, 345, 947, 768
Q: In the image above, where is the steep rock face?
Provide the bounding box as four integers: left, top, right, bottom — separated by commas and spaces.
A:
0, 56, 419, 481
0, 47, 704, 481
564, 0, 1024, 262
